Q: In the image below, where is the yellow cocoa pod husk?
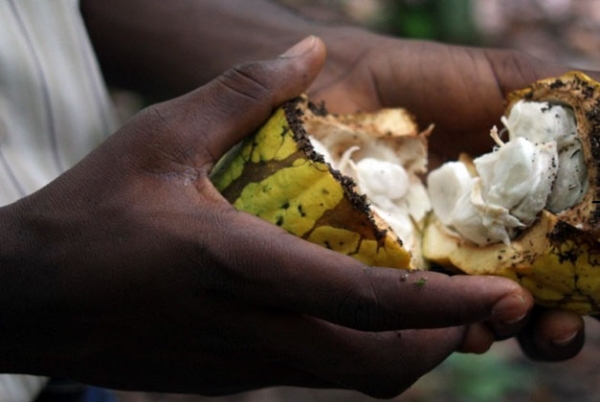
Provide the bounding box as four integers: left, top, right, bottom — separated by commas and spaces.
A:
211, 95, 429, 269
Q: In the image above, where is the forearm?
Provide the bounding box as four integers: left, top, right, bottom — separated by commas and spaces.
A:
80, 0, 355, 99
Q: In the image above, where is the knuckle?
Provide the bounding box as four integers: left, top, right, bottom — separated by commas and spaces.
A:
132, 103, 176, 141
335, 270, 386, 331
216, 62, 274, 104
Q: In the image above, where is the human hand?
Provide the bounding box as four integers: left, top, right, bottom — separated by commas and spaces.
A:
310, 29, 600, 164
310, 29, 600, 361
0, 37, 532, 398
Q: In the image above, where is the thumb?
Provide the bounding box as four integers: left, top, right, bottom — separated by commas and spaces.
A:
152, 36, 327, 168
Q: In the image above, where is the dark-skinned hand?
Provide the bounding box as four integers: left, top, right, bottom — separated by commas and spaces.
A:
0, 38, 532, 398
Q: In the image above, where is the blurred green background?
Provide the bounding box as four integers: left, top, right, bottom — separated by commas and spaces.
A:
279, 0, 600, 68
372, 0, 480, 44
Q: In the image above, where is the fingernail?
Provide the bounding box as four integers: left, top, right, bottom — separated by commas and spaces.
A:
492, 293, 528, 324
279, 36, 316, 58
552, 330, 578, 346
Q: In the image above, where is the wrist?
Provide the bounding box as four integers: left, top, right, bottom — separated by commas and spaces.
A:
0, 201, 54, 375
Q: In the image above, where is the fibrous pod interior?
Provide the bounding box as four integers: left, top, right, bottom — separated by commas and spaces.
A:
211, 95, 431, 269
424, 71, 600, 315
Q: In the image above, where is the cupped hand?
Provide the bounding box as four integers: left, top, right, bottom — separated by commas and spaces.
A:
310, 29, 600, 362
0, 37, 532, 398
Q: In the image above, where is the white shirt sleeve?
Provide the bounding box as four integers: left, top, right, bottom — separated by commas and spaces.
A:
0, 0, 118, 204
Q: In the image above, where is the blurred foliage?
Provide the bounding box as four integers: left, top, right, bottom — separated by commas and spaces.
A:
278, 0, 482, 45
399, 343, 537, 402
374, 0, 480, 45
438, 351, 534, 400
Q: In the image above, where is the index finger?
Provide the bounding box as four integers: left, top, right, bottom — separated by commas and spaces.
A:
202, 209, 533, 332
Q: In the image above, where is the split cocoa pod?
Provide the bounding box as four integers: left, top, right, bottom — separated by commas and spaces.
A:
210, 71, 600, 315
